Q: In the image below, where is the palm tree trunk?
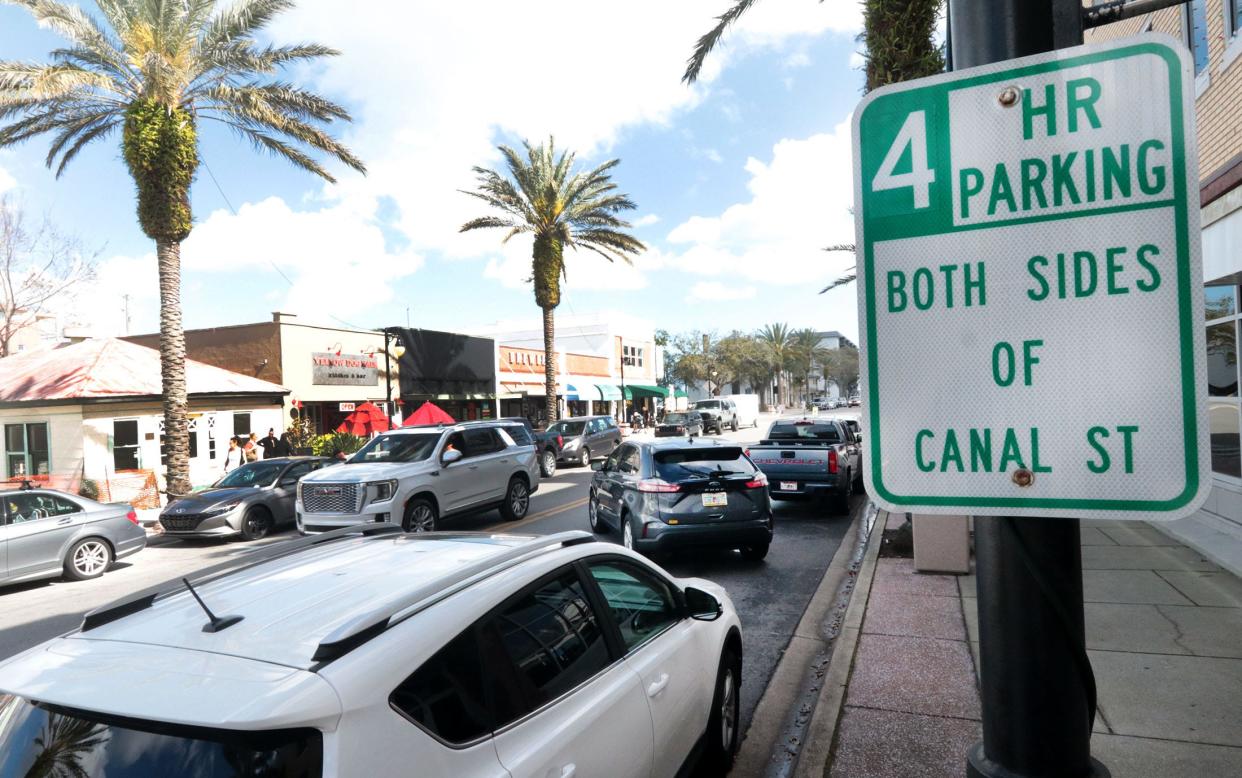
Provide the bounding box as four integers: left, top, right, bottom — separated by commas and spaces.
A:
157, 239, 190, 497
542, 305, 558, 423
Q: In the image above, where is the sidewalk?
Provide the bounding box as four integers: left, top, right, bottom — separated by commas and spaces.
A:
805, 511, 1242, 777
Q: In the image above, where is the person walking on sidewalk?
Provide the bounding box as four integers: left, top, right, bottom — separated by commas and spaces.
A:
258, 428, 278, 459
222, 437, 243, 474
244, 432, 260, 462
274, 431, 294, 457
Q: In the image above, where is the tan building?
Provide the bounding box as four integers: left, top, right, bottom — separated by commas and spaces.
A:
1089, 3, 1242, 571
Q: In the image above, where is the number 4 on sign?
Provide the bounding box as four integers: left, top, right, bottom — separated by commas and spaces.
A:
872, 111, 935, 208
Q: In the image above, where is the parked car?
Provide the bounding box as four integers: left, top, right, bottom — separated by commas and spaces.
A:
1, 488, 146, 585
746, 417, 862, 513
691, 398, 738, 433
589, 438, 773, 560
655, 411, 706, 437
159, 457, 331, 541
501, 417, 563, 477
847, 395, 861, 406
0, 526, 745, 777
721, 393, 760, 428
547, 415, 622, 467
296, 421, 540, 534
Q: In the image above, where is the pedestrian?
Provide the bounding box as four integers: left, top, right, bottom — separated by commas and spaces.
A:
223, 437, 243, 474
274, 431, 294, 457
244, 432, 260, 462
259, 428, 279, 459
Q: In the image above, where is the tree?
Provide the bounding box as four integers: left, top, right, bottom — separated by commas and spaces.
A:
821, 345, 860, 397
0, 196, 96, 357
0, 0, 364, 495
461, 138, 644, 423
790, 328, 830, 404
757, 322, 794, 406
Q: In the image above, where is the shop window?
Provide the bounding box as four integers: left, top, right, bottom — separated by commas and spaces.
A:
1206, 284, 1236, 321
1207, 321, 1238, 397
233, 412, 252, 438
1186, 0, 1210, 76
1210, 401, 1242, 478
1206, 283, 1242, 479
4, 422, 49, 479
623, 345, 644, 368
113, 420, 140, 471
1230, 0, 1242, 40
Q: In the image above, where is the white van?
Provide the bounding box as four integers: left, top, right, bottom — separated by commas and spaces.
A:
721, 393, 760, 428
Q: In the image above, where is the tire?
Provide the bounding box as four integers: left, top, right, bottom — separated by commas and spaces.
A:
500, 477, 530, 522
588, 490, 605, 533
579, 448, 591, 468
741, 543, 770, 561
64, 537, 112, 581
731, 418, 739, 432
702, 647, 742, 772
540, 449, 557, 478
239, 507, 271, 541
403, 497, 438, 532
835, 472, 854, 515
622, 513, 637, 552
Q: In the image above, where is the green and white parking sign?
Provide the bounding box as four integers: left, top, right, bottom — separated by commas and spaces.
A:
853, 36, 1209, 520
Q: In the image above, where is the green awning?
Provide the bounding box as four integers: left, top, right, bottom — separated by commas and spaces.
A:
674, 389, 689, 399
598, 383, 622, 401
618, 384, 670, 400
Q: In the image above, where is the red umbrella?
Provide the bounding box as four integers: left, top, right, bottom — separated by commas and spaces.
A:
336, 402, 391, 436
401, 401, 455, 427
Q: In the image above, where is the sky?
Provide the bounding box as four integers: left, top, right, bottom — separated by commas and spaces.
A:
0, 0, 871, 344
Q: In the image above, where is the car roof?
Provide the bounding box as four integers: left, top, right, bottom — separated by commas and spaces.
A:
64, 529, 594, 671
637, 437, 739, 451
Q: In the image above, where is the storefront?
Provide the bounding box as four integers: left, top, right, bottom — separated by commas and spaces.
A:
394, 328, 497, 422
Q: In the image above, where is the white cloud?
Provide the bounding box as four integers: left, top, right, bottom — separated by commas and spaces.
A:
784, 50, 811, 69
633, 214, 661, 227
688, 281, 757, 302
0, 165, 14, 194
68, 252, 159, 335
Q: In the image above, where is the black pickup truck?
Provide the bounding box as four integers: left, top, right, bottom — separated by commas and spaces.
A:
501, 417, 564, 477
746, 417, 862, 513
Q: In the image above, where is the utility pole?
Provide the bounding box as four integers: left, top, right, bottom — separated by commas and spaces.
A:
949, 2, 1107, 777
121, 294, 131, 335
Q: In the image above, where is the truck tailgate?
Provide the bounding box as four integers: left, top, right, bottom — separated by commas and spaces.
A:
748, 444, 831, 479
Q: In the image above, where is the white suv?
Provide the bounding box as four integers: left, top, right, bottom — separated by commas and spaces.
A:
0, 526, 744, 777
297, 420, 540, 533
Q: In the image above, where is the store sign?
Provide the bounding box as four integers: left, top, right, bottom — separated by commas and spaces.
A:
853, 36, 1208, 520
311, 352, 378, 386
339, 402, 356, 412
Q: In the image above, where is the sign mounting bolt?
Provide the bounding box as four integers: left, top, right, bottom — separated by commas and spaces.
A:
998, 86, 1020, 107
1011, 468, 1034, 488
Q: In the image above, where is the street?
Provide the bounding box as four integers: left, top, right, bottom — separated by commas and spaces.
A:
0, 413, 863, 741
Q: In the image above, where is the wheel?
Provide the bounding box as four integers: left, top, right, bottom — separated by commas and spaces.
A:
579, 448, 591, 467
702, 648, 742, 772
64, 538, 112, 581
500, 477, 530, 522
741, 543, 769, 561
239, 507, 271, 541
588, 490, 605, 533
540, 449, 557, 478
403, 497, 438, 532
834, 472, 854, 514
622, 513, 637, 551
731, 418, 739, 432
753, 418, 758, 428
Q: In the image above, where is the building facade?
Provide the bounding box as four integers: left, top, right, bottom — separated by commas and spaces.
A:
1089, 2, 1242, 571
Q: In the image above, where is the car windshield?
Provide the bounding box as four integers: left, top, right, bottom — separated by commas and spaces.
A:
653, 447, 753, 480
216, 461, 284, 488
694, 401, 721, 409
348, 433, 440, 464
0, 696, 322, 777
767, 422, 843, 442
549, 420, 587, 436
663, 413, 690, 424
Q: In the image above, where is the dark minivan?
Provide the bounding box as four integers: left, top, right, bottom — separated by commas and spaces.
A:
588, 438, 773, 559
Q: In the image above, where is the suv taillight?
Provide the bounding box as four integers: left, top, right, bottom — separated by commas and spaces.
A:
557, 434, 563, 448
745, 473, 768, 489
638, 478, 681, 493
828, 449, 839, 474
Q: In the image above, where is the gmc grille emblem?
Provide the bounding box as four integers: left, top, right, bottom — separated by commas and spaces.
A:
315, 487, 342, 496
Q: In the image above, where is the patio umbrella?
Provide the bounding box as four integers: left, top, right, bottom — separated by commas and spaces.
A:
401, 401, 455, 427
336, 402, 391, 436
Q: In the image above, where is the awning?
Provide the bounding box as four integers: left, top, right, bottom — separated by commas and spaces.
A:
618, 384, 670, 400
566, 382, 621, 401
674, 389, 689, 399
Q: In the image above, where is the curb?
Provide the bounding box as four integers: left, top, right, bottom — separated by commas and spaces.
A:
732, 500, 880, 777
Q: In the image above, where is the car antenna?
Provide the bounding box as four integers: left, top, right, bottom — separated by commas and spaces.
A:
181, 577, 244, 633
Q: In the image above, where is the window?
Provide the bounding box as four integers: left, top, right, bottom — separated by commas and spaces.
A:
233, 412, 252, 437
587, 561, 679, 651
617, 445, 641, 474
653, 447, 754, 480
623, 345, 644, 368
159, 417, 198, 467
502, 424, 533, 446
1206, 283, 1242, 478
3, 493, 80, 523
279, 461, 318, 485
4, 422, 49, 479
464, 428, 505, 456
113, 419, 140, 470
1186, 0, 1210, 76
351, 433, 439, 464
1230, 0, 1242, 40
495, 571, 610, 708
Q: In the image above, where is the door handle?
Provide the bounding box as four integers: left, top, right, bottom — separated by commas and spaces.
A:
469, 465, 479, 471
57, 517, 73, 525
647, 673, 670, 697
548, 764, 575, 778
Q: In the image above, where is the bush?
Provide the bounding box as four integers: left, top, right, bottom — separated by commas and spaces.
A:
311, 432, 366, 458
78, 479, 100, 500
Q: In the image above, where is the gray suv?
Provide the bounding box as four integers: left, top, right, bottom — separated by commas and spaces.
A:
295, 421, 540, 533
549, 415, 622, 467
691, 399, 739, 434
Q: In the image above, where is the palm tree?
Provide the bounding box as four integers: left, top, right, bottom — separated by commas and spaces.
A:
0, 0, 364, 495
757, 322, 794, 409
791, 328, 830, 405
460, 138, 644, 424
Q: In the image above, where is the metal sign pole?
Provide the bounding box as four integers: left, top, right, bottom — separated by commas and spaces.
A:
948, 1, 1107, 776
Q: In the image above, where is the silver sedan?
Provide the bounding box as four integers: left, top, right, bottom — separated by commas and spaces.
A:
1, 489, 147, 586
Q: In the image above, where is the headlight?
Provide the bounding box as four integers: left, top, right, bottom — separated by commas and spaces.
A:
205, 501, 242, 515
366, 480, 398, 505
564, 438, 580, 449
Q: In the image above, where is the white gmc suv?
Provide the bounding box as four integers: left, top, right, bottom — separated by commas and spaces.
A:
0, 526, 745, 777
296, 420, 540, 533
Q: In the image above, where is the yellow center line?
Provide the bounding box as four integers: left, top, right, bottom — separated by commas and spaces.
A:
498, 495, 589, 531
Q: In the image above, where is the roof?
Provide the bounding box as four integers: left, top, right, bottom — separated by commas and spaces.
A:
69, 532, 545, 670
642, 436, 739, 450
0, 338, 288, 403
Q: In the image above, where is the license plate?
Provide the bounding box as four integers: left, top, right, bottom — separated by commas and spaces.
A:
780, 481, 798, 491
701, 492, 728, 507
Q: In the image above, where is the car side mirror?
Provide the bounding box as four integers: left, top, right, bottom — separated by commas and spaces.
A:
442, 449, 463, 465
855, 433, 864, 442
278, 478, 298, 489
591, 460, 606, 471
684, 587, 723, 621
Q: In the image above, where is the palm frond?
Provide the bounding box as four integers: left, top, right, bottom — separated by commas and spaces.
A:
819, 272, 857, 294
53, 117, 118, 176
459, 215, 515, 233
200, 0, 294, 50
683, 0, 758, 84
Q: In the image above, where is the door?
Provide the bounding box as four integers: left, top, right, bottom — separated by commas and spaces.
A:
463, 428, 511, 506
491, 568, 654, 778
595, 447, 624, 521
602, 418, 622, 451
438, 432, 476, 513
274, 461, 319, 523
607, 445, 641, 530
2, 492, 83, 580
585, 560, 708, 777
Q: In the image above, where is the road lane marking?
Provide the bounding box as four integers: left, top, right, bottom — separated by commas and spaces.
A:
498, 496, 589, 532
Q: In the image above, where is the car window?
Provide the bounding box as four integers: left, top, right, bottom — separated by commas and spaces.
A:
281, 461, 316, 483
653, 447, 753, 480
494, 571, 611, 711
586, 418, 603, 434
663, 413, 688, 424
350, 433, 440, 464
464, 428, 505, 456
603, 448, 622, 472
767, 421, 843, 442
502, 424, 533, 446
618, 445, 641, 474
4, 493, 78, 523
550, 420, 586, 437
603, 418, 618, 430
587, 561, 679, 651
218, 460, 285, 487
389, 625, 523, 745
